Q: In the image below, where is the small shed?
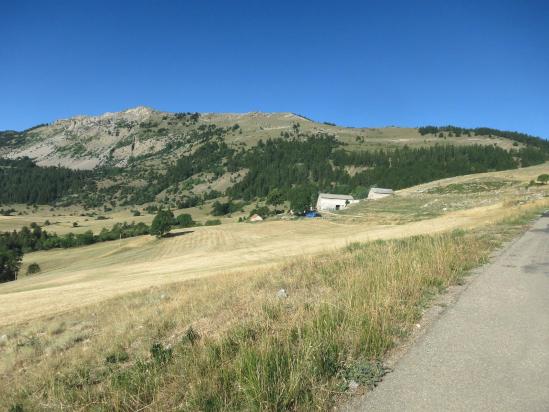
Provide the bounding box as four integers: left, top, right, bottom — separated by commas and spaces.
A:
368, 188, 394, 200
316, 193, 358, 211
250, 214, 263, 222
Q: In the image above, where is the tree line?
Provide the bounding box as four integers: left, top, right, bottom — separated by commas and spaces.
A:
0, 157, 94, 204
227, 136, 545, 203
0, 210, 199, 282
0, 222, 150, 282
418, 125, 549, 152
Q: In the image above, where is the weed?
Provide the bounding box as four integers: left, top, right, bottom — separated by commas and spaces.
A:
105, 348, 129, 364
344, 359, 389, 389
150, 343, 172, 365
184, 326, 201, 346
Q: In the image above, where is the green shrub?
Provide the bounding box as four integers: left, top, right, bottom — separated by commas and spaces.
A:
106, 349, 129, 364
176, 213, 195, 228
27, 263, 41, 275
150, 343, 172, 365
249, 205, 270, 218
204, 219, 221, 226
145, 205, 158, 214
211, 201, 242, 216
150, 210, 175, 238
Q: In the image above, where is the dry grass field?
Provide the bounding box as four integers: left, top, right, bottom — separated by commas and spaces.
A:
0, 200, 242, 235
0, 163, 548, 411
0, 163, 548, 327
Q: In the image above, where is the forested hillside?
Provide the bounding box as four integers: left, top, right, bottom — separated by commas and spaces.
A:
228, 137, 525, 200
0, 158, 94, 204
0, 108, 547, 210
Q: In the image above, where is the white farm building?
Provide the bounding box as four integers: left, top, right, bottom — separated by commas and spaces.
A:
316, 193, 359, 211
367, 188, 394, 200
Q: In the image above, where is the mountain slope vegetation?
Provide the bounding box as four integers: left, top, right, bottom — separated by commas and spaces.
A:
0, 107, 547, 210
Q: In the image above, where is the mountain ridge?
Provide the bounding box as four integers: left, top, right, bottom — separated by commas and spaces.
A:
1, 107, 547, 210
0, 106, 536, 171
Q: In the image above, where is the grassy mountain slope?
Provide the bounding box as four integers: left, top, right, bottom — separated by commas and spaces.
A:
1, 107, 547, 210
0, 107, 527, 170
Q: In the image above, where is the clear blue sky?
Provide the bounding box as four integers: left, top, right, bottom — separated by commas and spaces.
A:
1, 0, 548, 137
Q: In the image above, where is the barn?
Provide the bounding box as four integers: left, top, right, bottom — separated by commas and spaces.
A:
316, 193, 358, 211
367, 188, 394, 200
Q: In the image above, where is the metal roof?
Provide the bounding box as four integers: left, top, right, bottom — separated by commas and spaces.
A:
318, 193, 355, 200
369, 188, 394, 194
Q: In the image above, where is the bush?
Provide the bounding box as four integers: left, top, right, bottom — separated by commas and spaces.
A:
132, 210, 141, 216
204, 219, 221, 226
0, 208, 16, 216
288, 185, 316, 215
351, 186, 370, 199
249, 205, 270, 218
176, 213, 195, 228
26, 263, 41, 275
266, 188, 284, 207
211, 201, 241, 216
145, 205, 158, 214
0, 242, 22, 283
203, 190, 222, 201
177, 196, 201, 209
150, 343, 172, 365
72, 222, 78, 227
150, 210, 175, 237
106, 349, 129, 364
537, 174, 549, 184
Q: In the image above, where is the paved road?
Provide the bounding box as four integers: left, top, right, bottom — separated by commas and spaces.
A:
352, 216, 549, 411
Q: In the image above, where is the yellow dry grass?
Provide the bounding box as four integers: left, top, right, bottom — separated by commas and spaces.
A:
0, 201, 240, 235
1, 201, 547, 411
0, 164, 547, 328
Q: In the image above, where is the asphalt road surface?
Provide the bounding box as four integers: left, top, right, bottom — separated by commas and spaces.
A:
352, 216, 549, 411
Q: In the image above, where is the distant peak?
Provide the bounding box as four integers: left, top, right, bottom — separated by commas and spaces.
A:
87, 106, 156, 123
122, 106, 155, 115
101, 106, 156, 118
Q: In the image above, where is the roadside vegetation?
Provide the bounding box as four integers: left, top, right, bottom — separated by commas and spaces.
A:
1, 201, 546, 411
